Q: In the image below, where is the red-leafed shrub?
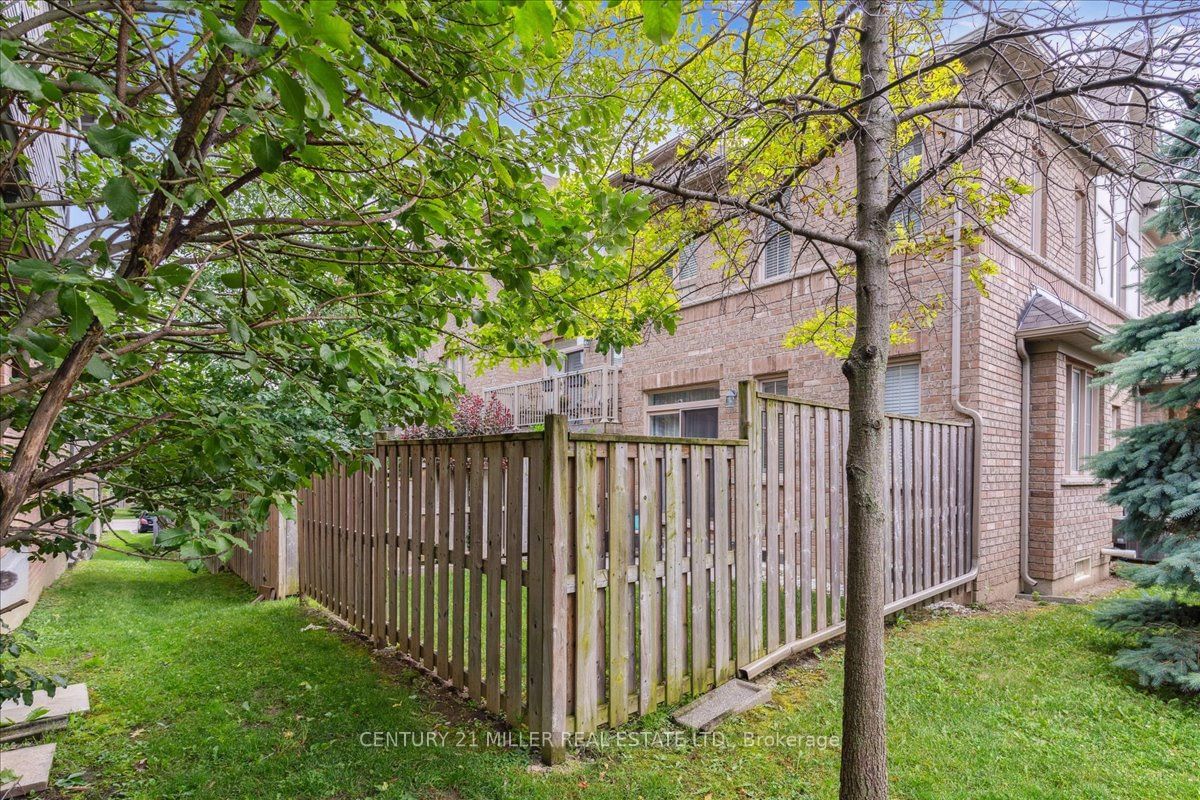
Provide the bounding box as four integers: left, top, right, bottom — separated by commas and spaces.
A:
396, 393, 514, 439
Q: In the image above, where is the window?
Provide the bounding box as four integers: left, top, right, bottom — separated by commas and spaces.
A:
673, 239, 699, 282
443, 354, 468, 383
555, 349, 584, 374
648, 384, 720, 439
1093, 175, 1141, 313
762, 220, 791, 280
884, 361, 920, 416
1066, 364, 1100, 474
759, 376, 788, 396
1074, 184, 1088, 280
889, 136, 924, 233
1031, 154, 1047, 256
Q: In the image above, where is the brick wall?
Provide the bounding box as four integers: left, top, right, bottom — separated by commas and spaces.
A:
460, 113, 1159, 602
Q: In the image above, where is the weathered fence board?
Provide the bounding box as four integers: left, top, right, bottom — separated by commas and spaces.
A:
295, 388, 975, 765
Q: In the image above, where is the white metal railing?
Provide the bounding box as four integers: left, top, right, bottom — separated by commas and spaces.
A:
484, 366, 620, 429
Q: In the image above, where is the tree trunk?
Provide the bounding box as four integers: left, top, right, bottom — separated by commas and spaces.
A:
839, 1, 893, 798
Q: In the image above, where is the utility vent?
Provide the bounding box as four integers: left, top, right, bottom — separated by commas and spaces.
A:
0, 550, 30, 607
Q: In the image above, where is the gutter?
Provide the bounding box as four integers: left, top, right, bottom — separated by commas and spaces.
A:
950, 112, 984, 590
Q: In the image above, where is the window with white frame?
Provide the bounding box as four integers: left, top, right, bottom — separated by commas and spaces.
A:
1093, 175, 1141, 314
672, 239, 699, 282
762, 219, 791, 280
443, 353, 468, 383
759, 376, 788, 396
647, 385, 720, 438
889, 136, 924, 234
551, 347, 584, 375
884, 360, 920, 416
1066, 364, 1100, 474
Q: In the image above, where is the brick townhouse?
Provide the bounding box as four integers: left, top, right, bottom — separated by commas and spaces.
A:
459, 38, 1175, 603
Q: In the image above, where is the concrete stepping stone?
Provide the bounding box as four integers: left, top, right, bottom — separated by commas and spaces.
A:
0, 684, 90, 743
0, 743, 56, 797
672, 678, 772, 731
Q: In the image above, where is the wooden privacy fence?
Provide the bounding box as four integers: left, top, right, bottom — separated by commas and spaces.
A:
297, 391, 975, 763
221, 506, 299, 599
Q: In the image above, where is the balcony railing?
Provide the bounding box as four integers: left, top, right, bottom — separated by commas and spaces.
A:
484, 366, 620, 430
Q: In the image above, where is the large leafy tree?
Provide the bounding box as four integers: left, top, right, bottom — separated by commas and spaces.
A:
1093, 106, 1200, 694
0, 1, 672, 562
555, 1, 1199, 795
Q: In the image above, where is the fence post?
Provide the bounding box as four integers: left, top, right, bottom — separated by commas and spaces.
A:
537, 414, 570, 765
736, 380, 762, 660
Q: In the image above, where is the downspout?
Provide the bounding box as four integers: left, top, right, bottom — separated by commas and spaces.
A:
950, 112, 983, 586
1015, 336, 1039, 591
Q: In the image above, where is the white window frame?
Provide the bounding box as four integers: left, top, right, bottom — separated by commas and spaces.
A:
1031, 154, 1047, 256
1066, 363, 1100, 475
758, 375, 789, 396
884, 360, 921, 417
646, 384, 720, 439
1093, 175, 1142, 314
549, 346, 585, 376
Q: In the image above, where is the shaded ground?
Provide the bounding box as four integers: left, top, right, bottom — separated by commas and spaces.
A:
8, 547, 1199, 799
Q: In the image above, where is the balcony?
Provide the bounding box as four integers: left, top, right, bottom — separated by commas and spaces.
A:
484, 366, 620, 430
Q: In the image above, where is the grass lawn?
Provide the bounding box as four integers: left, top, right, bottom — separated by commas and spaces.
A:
8, 546, 1199, 800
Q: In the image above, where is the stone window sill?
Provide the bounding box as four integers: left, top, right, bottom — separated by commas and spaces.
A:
1060, 475, 1104, 487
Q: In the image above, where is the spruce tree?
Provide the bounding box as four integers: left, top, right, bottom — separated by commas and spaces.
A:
1091, 104, 1200, 694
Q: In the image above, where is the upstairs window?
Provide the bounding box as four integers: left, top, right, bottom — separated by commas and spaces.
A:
889, 136, 924, 234
563, 349, 584, 374
1093, 175, 1141, 314
762, 219, 791, 279
673, 239, 700, 282
884, 361, 920, 416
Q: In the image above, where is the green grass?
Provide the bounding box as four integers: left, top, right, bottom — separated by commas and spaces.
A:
10, 547, 1199, 799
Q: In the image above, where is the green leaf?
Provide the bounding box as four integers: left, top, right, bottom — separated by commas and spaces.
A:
58, 288, 94, 340
0, 53, 43, 95
228, 315, 251, 345
641, 0, 682, 46
201, 9, 270, 57
250, 135, 285, 173
64, 71, 115, 97
513, 0, 555, 50
271, 71, 307, 121
81, 290, 118, 328
311, 5, 354, 53
262, 0, 308, 39
303, 57, 344, 116
86, 125, 138, 158
7, 259, 56, 279
84, 355, 113, 380
101, 176, 139, 220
